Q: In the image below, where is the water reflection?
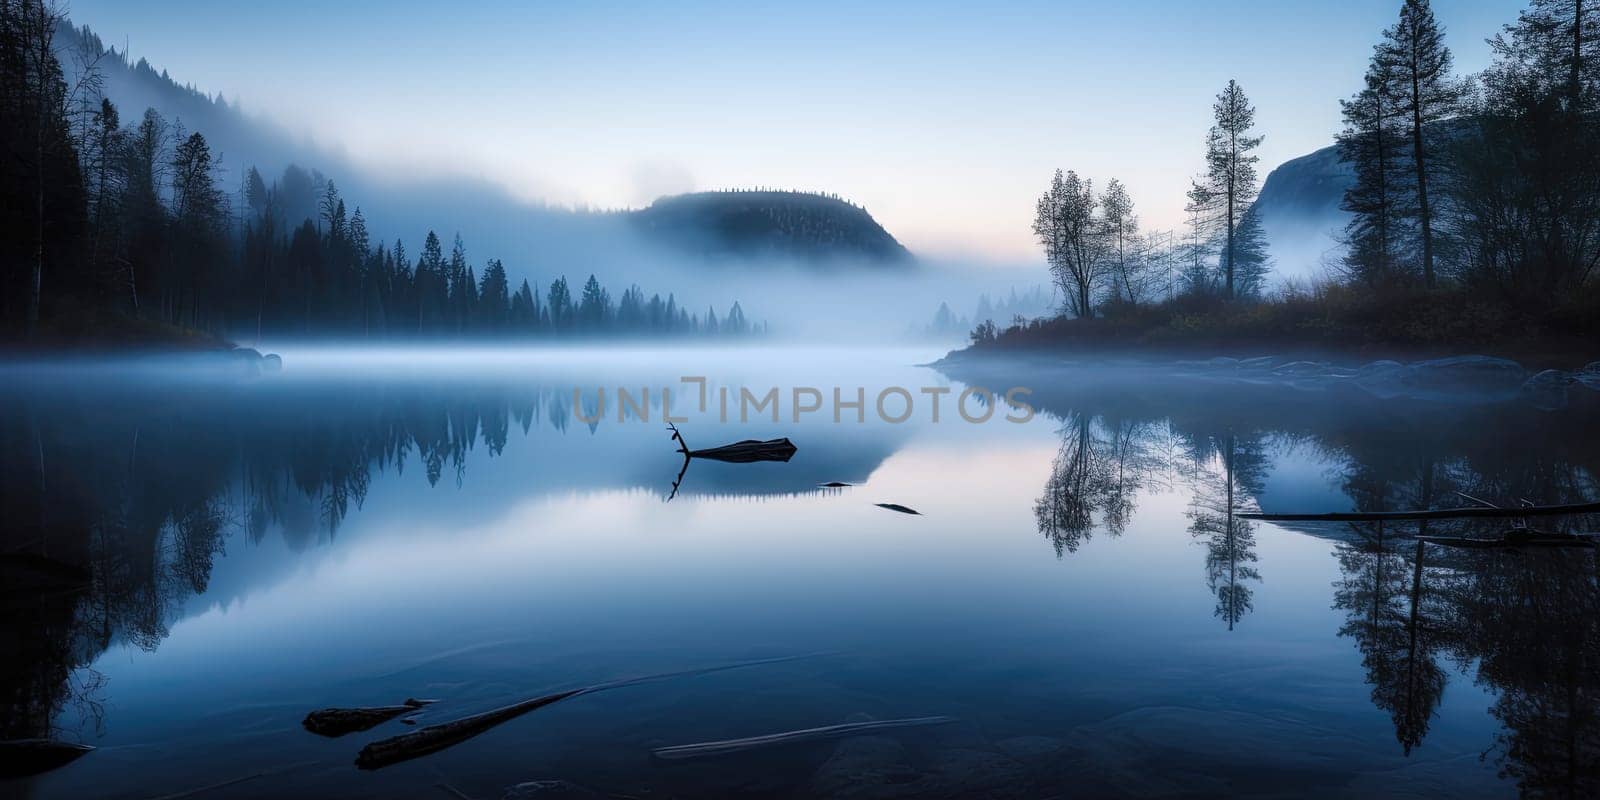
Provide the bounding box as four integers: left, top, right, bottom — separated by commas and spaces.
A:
0, 371, 904, 756
999, 366, 1600, 791
5, 355, 1600, 797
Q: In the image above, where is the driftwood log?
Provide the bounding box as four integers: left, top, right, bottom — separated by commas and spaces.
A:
668, 423, 796, 463
302, 698, 436, 737
1421, 532, 1599, 549
1241, 500, 1600, 522
355, 653, 823, 770
665, 423, 798, 500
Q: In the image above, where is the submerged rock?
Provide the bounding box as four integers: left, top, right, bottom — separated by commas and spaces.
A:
262, 353, 283, 372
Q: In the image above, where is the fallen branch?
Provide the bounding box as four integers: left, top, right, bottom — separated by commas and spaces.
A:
303, 698, 436, 737
356, 653, 827, 770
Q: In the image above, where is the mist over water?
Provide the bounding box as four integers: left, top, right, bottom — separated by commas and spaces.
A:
4, 347, 1596, 798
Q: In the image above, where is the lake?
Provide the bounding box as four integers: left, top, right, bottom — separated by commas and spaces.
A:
3, 346, 1597, 799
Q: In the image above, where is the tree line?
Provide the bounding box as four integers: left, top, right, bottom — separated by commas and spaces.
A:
1031, 79, 1271, 321
0, 1, 763, 342
1028, 0, 1598, 328
1338, 0, 1598, 303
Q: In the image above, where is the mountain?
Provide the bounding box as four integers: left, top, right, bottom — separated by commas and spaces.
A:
58, 23, 912, 283
1252, 142, 1352, 281
630, 190, 912, 264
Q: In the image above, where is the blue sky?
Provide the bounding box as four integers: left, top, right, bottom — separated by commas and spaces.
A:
70, 0, 1525, 260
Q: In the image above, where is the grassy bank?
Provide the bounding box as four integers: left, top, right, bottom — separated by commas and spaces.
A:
960, 283, 1599, 367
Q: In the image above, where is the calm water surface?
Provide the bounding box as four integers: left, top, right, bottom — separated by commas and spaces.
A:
3, 347, 1597, 799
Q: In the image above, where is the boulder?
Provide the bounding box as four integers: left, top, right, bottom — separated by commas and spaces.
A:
262, 353, 283, 372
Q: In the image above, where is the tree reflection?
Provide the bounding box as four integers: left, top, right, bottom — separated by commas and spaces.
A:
1183, 432, 1266, 629
1005, 368, 1600, 791
0, 380, 597, 745
1035, 412, 1166, 555
1452, 548, 1600, 798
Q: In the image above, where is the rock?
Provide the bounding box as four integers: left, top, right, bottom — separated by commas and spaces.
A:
1581, 360, 1600, 376
500, 780, 605, 800
262, 353, 283, 372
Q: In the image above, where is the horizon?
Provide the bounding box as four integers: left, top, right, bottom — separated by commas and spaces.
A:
65, 0, 1523, 262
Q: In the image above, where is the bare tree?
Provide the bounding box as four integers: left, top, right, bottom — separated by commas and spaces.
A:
1033, 169, 1105, 319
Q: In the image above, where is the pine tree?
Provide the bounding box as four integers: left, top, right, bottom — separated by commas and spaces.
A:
1232, 205, 1272, 298
1490, 0, 1599, 111
1376, 0, 1464, 289
1202, 80, 1263, 299
416, 231, 445, 332
1099, 179, 1141, 305
547, 276, 572, 331
447, 233, 469, 332
478, 259, 508, 332
1339, 66, 1413, 286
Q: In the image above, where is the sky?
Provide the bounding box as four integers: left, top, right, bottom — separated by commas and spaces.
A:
68, 0, 1526, 261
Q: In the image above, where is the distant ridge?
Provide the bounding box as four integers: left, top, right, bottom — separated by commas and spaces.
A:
57, 23, 912, 272
630, 190, 914, 265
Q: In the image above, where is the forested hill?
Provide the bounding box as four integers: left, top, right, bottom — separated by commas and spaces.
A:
630, 191, 913, 264
56, 24, 911, 271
